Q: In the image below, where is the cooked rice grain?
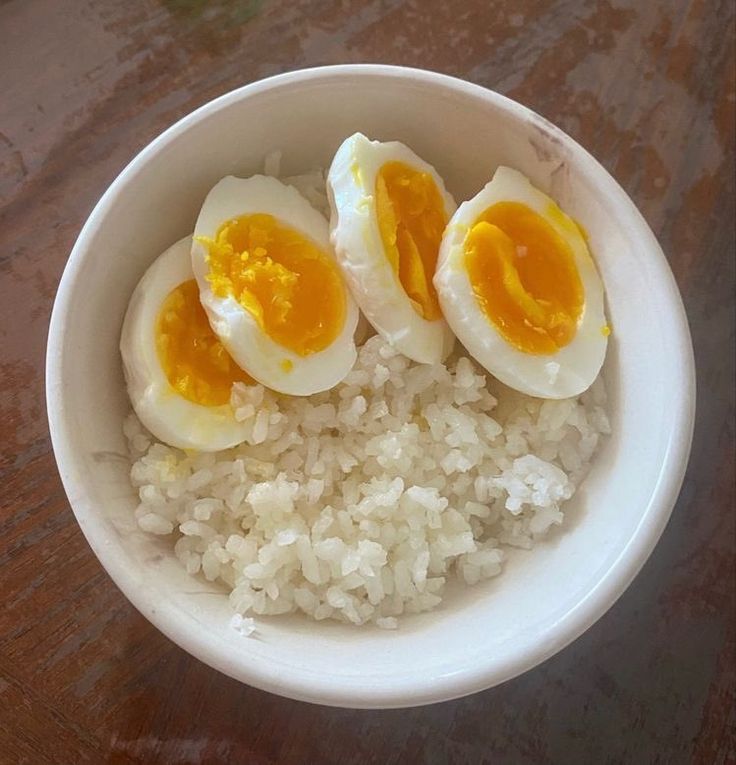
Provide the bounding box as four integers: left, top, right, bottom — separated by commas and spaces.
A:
126, 336, 609, 627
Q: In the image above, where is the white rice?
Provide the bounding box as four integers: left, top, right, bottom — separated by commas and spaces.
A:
125, 337, 609, 628
124, 154, 610, 628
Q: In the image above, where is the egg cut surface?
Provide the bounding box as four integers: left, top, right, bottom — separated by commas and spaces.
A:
192, 175, 359, 396
434, 166, 608, 398
120, 236, 255, 451
327, 133, 457, 364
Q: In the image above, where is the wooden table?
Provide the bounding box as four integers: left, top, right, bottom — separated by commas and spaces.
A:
1, 0, 733, 762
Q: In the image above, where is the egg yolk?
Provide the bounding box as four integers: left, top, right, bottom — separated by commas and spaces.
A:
156, 280, 253, 406
464, 202, 584, 355
198, 214, 346, 357
375, 161, 446, 321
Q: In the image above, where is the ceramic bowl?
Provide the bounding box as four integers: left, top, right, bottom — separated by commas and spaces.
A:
46, 65, 695, 708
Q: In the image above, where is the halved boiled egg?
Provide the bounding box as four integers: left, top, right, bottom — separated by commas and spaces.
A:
192, 175, 359, 396
327, 133, 457, 364
434, 166, 608, 398
120, 237, 254, 451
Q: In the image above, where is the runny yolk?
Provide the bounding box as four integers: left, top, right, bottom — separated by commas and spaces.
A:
464, 202, 584, 355
155, 280, 253, 406
198, 214, 345, 356
375, 161, 447, 321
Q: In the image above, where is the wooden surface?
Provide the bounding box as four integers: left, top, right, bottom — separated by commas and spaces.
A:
1, 0, 734, 762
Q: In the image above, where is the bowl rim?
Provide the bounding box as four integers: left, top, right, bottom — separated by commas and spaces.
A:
46, 63, 696, 708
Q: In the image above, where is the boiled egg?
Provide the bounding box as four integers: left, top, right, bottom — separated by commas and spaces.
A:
192, 175, 359, 396
327, 133, 457, 364
434, 166, 608, 398
120, 237, 254, 451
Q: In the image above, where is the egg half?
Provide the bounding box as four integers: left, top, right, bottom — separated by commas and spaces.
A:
120, 237, 254, 451
327, 133, 457, 364
192, 175, 359, 396
434, 166, 608, 398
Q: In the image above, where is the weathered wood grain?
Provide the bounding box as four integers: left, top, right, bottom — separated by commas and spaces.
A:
0, 0, 733, 762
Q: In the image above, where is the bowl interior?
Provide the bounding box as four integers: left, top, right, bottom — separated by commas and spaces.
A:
47, 67, 693, 707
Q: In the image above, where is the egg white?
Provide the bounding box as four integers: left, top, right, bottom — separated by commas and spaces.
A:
327, 133, 457, 364
120, 236, 253, 451
434, 166, 608, 398
191, 175, 359, 396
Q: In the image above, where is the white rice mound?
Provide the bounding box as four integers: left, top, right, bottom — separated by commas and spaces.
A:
126, 336, 610, 628
125, 155, 610, 629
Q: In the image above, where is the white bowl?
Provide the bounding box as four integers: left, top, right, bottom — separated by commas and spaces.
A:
46, 65, 695, 708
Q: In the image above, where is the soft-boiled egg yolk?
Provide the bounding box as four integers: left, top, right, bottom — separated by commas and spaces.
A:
199, 213, 346, 357
155, 279, 252, 406
464, 202, 584, 355
375, 161, 446, 321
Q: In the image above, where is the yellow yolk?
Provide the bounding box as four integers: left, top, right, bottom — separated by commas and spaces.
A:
464, 202, 584, 355
198, 214, 346, 356
375, 161, 446, 321
155, 280, 252, 406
